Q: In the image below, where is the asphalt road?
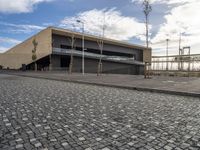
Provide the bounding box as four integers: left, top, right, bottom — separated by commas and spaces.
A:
0, 74, 200, 150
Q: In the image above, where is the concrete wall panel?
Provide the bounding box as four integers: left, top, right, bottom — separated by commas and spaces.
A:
73, 57, 142, 75
0, 28, 52, 69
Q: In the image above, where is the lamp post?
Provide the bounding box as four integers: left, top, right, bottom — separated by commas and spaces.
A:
77, 20, 85, 75
166, 39, 169, 71
143, 0, 152, 78
143, 0, 152, 49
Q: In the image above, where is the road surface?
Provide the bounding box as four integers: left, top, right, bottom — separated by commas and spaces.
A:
0, 74, 200, 150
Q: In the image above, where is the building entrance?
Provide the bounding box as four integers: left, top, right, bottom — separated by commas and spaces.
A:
60, 55, 70, 68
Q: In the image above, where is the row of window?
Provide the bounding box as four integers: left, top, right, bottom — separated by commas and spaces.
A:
60, 45, 136, 59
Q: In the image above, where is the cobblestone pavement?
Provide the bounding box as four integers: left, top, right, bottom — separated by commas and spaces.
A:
0, 74, 200, 150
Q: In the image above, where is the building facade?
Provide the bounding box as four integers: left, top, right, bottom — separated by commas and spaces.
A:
0, 27, 152, 75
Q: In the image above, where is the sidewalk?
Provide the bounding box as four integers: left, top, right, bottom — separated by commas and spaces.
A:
1, 70, 200, 97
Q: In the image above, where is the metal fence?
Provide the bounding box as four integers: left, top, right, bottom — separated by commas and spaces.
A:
151, 54, 200, 76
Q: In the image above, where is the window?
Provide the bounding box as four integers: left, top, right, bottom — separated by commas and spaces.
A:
60, 45, 71, 49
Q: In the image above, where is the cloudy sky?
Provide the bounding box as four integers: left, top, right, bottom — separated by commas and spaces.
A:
0, 0, 199, 55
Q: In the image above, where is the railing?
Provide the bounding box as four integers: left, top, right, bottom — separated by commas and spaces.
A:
52, 48, 144, 65
151, 54, 200, 77
151, 54, 200, 71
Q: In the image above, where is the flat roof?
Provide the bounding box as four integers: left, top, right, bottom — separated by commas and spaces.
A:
2, 26, 151, 54
49, 26, 151, 51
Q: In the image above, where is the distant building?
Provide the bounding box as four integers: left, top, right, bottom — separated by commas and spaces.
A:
0, 27, 151, 75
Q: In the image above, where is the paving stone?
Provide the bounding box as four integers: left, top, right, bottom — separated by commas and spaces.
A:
16, 138, 23, 142
102, 148, 110, 150
164, 145, 173, 150
96, 138, 102, 141
30, 138, 36, 142
16, 144, 23, 149
61, 142, 69, 147
128, 142, 134, 146
0, 74, 200, 150
79, 137, 85, 141
50, 139, 57, 142
34, 142, 42, 147
85, 148, 93, 150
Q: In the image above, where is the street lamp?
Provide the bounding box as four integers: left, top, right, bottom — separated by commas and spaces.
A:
166, 39, 169, 71
143, 0, 152, 78
77, 20, 85, 75
143, 0, 152, 49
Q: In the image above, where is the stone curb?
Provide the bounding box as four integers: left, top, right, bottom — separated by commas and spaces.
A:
3, 73, 200, 98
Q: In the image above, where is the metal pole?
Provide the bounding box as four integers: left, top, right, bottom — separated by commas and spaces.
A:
188, 47, 191, 77
82, 22, 85, 75
166, 39, 169, 71
143, 0, 152, 78
145, 15, 149, 48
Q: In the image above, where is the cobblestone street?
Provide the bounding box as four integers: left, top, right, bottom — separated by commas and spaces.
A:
1, 74, 200, 150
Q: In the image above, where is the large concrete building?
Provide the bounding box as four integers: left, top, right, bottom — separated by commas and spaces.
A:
0, 27, 151, 75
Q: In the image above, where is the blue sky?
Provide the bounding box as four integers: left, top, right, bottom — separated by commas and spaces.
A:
0, 0, 199, 55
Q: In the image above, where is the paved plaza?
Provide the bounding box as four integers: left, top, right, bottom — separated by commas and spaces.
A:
0, 74, 200, 150
3, 71, 200, 97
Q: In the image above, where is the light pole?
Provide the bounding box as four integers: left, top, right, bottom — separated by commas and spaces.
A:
77, 20, 85, 75
143, 0, 152, 49
166, 39, 169, 71
143, 0, 152, 78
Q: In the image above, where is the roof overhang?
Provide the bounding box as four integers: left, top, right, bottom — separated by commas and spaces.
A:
49, 26, 151, 51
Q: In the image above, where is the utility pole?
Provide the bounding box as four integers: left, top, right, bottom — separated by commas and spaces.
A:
166, 39, 169, 71
143, 0, 152, 49
178, 32, 182, 70
143, 0, 152, 78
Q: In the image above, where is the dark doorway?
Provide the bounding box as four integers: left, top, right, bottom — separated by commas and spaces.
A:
26, 55, 50, 71
60, 55, 70, 68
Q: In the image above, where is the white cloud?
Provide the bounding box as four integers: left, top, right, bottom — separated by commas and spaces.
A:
132, 0, 200, 55
132, 0, 195, 5
0, 46, 9, 53
0, 37, 21, 44
0, 22, 44, 33
0, 0, 53, 13
0, 23, 41, 53
151, 0, 200, 55
60, 8, 146, 41
0, 37, 21, 53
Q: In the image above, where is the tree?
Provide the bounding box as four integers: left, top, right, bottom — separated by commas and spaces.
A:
68, 34, 76, 74
97, 12, 106, 76
32, 38, 38, 71
97, 39, 103, 76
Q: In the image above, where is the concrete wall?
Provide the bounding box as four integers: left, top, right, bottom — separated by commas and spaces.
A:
0, 28, 52, 69
52, 34, 143, 61
73, 57, 143, 75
